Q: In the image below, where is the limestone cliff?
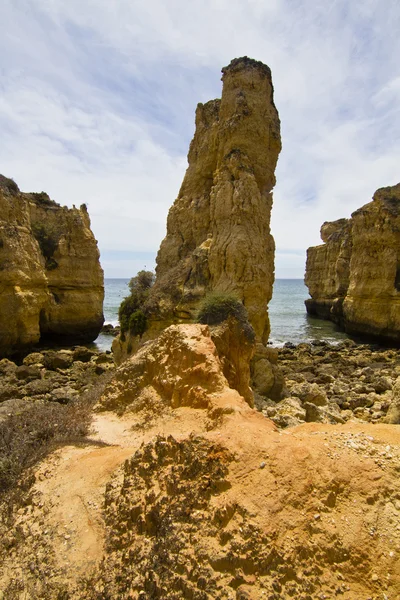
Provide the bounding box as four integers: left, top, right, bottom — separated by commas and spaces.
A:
0, 175, 104, 356
305, 218, 352, 324
305, 183, 400, 342
147, 57, 281, 342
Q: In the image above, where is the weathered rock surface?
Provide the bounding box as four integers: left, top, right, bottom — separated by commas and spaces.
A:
146, 57, 281, 342
269, 340, 400, 428
0, 175, 104, 356
100, 321, 254, 415
0, 347, 115, 421
2, 324, 400, 599
305, 183, 400, 342
305, 218, 352, 324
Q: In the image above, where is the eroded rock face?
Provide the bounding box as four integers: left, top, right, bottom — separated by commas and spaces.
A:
2, 322, 400, 599
0, 176, 104, 356
147, 57, 281, 342
99, 322, 255, 415
305, 183, 400, 342
305, 218, 352, 324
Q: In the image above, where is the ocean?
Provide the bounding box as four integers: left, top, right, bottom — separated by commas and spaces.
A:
94, 278, 348, 351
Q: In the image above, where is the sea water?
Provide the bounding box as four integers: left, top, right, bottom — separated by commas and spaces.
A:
94, 278, 348, 351
268, 279, 348, 346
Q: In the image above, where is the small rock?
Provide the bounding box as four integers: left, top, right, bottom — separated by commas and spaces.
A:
15, 364, 41, 381
43, 351, 73, 370
73, 346, 96, 363
23, 352, 45, 366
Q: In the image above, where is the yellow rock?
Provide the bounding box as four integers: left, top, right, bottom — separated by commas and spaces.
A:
148, 57, 281, 342
305, 183, 400, 343
0, 176, 104, 357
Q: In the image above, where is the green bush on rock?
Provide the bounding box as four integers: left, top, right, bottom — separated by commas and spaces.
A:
197, 292, 255, 342
118, 270, 154, 337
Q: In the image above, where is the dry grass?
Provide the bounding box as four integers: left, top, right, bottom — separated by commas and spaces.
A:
0, 372, 112, 500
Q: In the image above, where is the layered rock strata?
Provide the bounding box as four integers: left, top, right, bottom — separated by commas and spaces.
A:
305, 183, 400, 342
147, 57, 281, 342
0, 175, 104, 356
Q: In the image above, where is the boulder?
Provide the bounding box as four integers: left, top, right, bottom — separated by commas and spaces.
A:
386, 376, 400, 424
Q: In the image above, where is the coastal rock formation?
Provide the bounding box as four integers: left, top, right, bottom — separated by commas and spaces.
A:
0, 175, 104, 356
343, 184, 400, 341
305, 218, 352, 323
147, 57, 281, 342
2, 324, 400, 599
305, 183, 400, 342
100, 321, 254, 414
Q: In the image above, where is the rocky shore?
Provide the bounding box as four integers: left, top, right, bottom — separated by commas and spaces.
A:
260, 340, 400, 428
0, 346, 115, 423
2, 337, 400, 431
2, 324, 399, 599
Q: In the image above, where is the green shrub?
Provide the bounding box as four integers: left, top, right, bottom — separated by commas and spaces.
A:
119, 295, 141, 332
30, 191, 55, 206
31, 223, 58, 269
128, 310, 147, 336
197, 292, 255, 342
197, 292, 246, 325
129, 270, 154, 294
118, 270, 154, 336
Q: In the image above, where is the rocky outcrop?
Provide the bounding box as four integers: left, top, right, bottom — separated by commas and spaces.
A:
100, 321, 255, 415
269, 340, 400, 428
305, 183, 400, 342
0, 347, 114, 422
146, 57, 281, 342
305, 218, 352, 323
0, 175, 104, 356
3, 324, 400, 599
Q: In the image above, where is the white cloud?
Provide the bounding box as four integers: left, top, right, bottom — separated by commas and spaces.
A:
0, 0, 399, 278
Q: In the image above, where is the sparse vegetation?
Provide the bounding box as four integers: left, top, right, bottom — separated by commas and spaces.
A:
31, 223, 59, 269
0, 372, 111, 500
119, 270, 155, 336
0, 175, 19, 195
30, 191, 56, 206
197, 291, 255, 341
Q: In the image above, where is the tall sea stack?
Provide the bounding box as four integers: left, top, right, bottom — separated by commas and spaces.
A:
148, 57, 281, 342
0, 175, 104, 357
305, 183, 400, 343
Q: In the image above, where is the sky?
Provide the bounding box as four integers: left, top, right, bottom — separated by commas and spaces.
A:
1, 0, 399, 279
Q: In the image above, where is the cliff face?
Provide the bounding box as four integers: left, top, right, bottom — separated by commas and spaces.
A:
0, 176, 104, 356
305, 183, 400, 342
305, 218, 352, 324
148, 57, 281, 342
343, 184, 400, 341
